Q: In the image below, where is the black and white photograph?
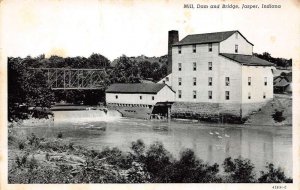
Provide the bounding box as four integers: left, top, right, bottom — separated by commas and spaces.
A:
1, 0, 299, 189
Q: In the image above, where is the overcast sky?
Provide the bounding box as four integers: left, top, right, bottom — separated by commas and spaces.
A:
1, 0, 300, 61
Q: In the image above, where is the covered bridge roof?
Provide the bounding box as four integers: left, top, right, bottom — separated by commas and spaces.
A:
173, 30, 253, 46
220, 53, 274, 66
106, 83, 171, 94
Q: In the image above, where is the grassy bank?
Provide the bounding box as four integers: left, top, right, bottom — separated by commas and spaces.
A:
245, 94, 292, 126
8, 131, 292, 183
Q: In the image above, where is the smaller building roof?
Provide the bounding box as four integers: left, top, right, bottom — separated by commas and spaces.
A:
274, 78, 290, 87
220, 53, 274, 66
173, 30, 253, 46
106, 83, 170, 94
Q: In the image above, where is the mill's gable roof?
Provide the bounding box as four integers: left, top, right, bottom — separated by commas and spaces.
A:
106, 83, 171, 94
220, 53, 274, 66
173, 30, 253, 46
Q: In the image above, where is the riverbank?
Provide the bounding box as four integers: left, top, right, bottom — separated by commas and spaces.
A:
8, 116, 54, 128
8, 131, 292, 183
245, 94, 292, 126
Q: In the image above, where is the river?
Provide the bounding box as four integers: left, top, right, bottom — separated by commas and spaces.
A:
13, 110, 292, 177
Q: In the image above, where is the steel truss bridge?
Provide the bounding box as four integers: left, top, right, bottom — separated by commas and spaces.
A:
30, 68, 107, 90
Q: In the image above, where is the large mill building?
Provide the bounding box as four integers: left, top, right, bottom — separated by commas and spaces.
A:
160, 30, 274, 119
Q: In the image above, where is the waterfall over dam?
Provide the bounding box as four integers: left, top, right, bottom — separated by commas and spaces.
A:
53, 110, 122, 124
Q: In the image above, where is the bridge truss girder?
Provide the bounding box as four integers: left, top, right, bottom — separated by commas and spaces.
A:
30, 68, 107, 90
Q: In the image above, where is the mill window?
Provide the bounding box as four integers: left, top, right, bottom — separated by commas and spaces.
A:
225, 91, 230, 100
208, 43, 212, 52
264, 77, 267, 86
208, 77, 212, 86
193, 90, 197, 99
193, 77, 197, 86
248, 77, 251, 86
248, 92, 251, 99
208, 91, 212, 99
178, 63, 182, 71
178, 90, 182, 99
208, 62, 212, 70
193, 44, 196, 53
178, 77, 182, 86
235, 44, 238, 53
193, 62, 196, 71
178, 46, 181, 54
225, 77, 230, 86
115, 95, 118, 99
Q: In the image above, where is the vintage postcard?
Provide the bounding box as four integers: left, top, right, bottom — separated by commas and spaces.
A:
0, 0, 299, 190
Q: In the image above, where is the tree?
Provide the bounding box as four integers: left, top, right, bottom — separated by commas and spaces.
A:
88, 53, 111, 68
254, 52, 292, 68
111, 55, 141, 83
169, 149, 220, 183
223, 157, 256, 183
48, 55, 65, 68
258, 163, 292, 183
8, 57, 54, 121
143, 141, 173, 181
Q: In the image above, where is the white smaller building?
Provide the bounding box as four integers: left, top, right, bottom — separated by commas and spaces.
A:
106, 83, 175, 119
106, 83, 175, 106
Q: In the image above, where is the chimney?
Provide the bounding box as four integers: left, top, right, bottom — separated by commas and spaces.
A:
167, 30, 179, 74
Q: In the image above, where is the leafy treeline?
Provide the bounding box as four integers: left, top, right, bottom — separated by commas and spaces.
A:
8, 134, 292, 183
8, 57, 55, 121
8, 53, 168, 121
254, 52, 292, 68
110, 55, 167, 83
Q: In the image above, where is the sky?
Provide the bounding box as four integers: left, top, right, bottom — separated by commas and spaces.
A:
1, 0, 300, 61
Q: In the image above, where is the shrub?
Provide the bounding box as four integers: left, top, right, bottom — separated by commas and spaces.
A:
167, 149, 221, 183
98, 147, 131, 169
15, 153, 29, 168
28, 156, 38, 171
18, 142, 25, 150
57, 132, 63, 139
68, 142, 74, 150
126, 161, 151, 183
143, 141, 172, 182
45, 153, 50, 161
130, 139, 146, 159
272, 109, 285, 122
27, 133, 41, 147
258, 163, 292, 183
223, 157, 256, 183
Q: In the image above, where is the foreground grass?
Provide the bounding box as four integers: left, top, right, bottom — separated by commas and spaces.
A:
8, 132, 292, 183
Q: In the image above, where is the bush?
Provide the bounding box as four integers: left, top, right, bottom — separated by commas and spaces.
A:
223, 157, 256, 183
27, 133, 41, 147
167, 149, 221, 183
258, 163, 292, 183
272, 109, 285, 122
127, 161, 151, 183
143, 141, 173, 182
18, 142, 25, 150
57, 132, 63, 139
15, 153, 29, 168
130, 139, 146, 160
